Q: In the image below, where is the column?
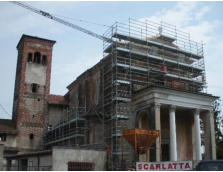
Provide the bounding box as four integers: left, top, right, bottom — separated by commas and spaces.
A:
194, 109, 202, 160
209, 109, 217, 160
200, 111, 211, 160
154, 103, 161, 162
169, 105, 177, 161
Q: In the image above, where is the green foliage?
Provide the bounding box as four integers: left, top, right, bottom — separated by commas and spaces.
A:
213, 99, 223, 159
213, 99, 223, 144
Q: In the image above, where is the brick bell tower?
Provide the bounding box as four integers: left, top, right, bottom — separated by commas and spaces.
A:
12, 34, 56, 150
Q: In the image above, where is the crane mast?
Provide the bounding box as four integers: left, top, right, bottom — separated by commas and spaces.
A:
11, 1, 112, 43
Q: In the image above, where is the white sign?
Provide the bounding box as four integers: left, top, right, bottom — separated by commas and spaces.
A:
136, 161, 193, 171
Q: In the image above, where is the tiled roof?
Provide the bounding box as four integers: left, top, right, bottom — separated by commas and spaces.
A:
48, 94, 69, 106
0, 119, 17, 134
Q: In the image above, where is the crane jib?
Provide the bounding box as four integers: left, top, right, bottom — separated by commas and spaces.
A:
10, 1, 112, 43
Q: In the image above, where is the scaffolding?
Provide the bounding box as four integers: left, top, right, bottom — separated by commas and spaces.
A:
43, 107, 88, 148
102, 18, 206, 170
42, 18, 207, 170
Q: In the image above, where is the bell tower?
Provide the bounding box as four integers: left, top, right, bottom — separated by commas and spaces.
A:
12, 34, 56, 150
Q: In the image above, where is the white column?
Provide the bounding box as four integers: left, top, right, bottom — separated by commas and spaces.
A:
154, 103, 161, 162
194, 109, 202, 160
169, 105, 177, 161
209, 109, 217, 160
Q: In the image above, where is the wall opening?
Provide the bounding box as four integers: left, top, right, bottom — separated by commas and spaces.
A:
27, 53, 33, 62
67, 162, 95, 171
31, 83, 38, 93
20, 159, 28, 171
34, 52, 41, 64
0, 133, 7, 141
42, 55, 47, 65
29, 133, 34, 140
161, 144, 170, 161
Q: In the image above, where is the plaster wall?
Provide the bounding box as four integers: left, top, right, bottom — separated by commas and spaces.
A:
48, 105, 64, 127
0, 135, 17, 148
25, 63, 47, 86
52, 148, 106, 171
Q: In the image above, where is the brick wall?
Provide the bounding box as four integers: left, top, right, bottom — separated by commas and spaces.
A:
12, 35, 55, 150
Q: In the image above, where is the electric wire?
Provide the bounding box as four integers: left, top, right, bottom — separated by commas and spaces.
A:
0, 103, 11, 118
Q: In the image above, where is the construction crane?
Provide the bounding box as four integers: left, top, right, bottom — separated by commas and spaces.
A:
11, 1, 112, 43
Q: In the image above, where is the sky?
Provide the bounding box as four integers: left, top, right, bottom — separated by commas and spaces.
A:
0, 1, 223, 119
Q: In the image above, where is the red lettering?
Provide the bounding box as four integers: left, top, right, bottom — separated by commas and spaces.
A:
150, 164, 155, 170
156, 164, 161, 170
179, 163, 184, 169
168, 163, 173, 169
185, 162, 191, 169
144, 164, 148, 170
162, 164, 166, 170
173, 163, 177, 169
138, 164, 142, 170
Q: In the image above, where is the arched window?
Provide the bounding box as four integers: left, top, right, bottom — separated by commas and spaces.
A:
34, 52, 41, 64
42, 55, 47, 65
27, 53, 32, 62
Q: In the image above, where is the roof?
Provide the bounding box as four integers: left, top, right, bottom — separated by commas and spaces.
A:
0, 119, 17, 134
135, 85, 219, 99
48, 94, 69, 106
67, 59, 102, 90
5, 150, 52, 159
16, 34, 56, 49
4, 146, 19, 153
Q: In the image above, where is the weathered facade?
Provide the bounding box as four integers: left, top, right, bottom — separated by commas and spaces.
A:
12, 35, 56, 150
6, 147, 106, 171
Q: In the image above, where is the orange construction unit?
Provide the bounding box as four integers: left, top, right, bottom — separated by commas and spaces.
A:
122, 128, 160, 154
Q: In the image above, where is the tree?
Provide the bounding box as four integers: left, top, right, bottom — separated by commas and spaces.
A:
213, 99, 223, 159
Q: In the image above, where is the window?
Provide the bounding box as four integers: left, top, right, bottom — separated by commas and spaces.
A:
48, 125, 52, 131
42, 55, 47, 65
34, 52, 41, 64
67, 162, 95, 171
29, 133, 34, 140
27, 53, 33, 62
31, 83, 38, 93
0, 133, 6, 141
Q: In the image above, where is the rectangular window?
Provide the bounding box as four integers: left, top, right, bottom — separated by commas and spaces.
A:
31, 83, 38, 93
67, 162, 94, 171
27, 53, 32, 62
42, 55, 47, 65
0, 133, 6, 141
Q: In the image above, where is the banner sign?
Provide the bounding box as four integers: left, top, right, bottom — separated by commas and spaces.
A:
136, 161, 193, 171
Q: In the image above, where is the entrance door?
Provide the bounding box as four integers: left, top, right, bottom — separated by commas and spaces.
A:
161, 144, 170, 161
21, 159, 28, 171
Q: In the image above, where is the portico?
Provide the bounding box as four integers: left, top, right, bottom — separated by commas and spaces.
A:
133, 87, 217, 162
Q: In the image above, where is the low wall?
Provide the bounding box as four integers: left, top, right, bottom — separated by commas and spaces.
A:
52, 147, 106, 171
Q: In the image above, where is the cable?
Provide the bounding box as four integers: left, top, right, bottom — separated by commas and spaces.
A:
0, 103, 11, 118
53, 14, 110, 28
